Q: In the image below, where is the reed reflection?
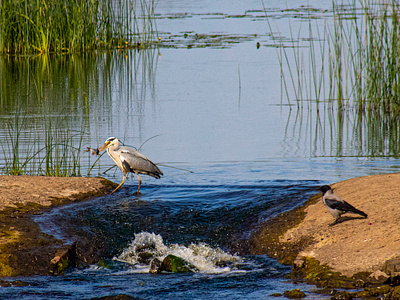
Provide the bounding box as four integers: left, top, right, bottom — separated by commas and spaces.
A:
0, 49, 160, 176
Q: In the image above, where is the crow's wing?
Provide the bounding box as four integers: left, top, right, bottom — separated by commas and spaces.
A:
324, 198, 367, 218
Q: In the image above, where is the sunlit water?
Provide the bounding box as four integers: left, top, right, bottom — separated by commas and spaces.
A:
0, 0, 399, 299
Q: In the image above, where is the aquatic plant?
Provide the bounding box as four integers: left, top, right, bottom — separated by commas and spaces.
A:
0, 110, 88, 176
0, 0, 158, 54
0, 47, 161, 176
276, 0, 400, 114
272, 0, 400, 157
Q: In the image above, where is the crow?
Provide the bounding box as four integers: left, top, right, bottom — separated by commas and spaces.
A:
320, 185, 367, 225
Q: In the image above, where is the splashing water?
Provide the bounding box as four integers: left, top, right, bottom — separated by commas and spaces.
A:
116, 232, 242, 273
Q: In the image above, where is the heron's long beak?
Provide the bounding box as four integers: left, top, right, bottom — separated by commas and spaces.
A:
98, 141, 110, 152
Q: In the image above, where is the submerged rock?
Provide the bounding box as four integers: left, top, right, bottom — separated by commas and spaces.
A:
149, 258, 162, 274
97, 259, 131, 271
0, 279, 31, 287
270, 293, 282, 297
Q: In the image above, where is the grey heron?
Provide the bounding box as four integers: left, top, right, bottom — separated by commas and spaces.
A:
320, 185, 367, 225
98, 137, 163, 194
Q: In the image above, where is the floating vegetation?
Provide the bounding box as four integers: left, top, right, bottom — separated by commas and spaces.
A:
0, 0, 159, 54
160, 32, 258, 49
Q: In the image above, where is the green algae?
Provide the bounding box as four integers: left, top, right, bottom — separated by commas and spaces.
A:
290, 257, 356, 289
0, 260, 13, 277
249, 193, 321, 264
283, 288, 306, 298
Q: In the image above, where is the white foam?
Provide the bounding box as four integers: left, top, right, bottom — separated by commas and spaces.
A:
116, 231, 242, 274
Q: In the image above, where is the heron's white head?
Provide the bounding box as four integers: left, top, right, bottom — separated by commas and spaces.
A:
98, 137, 120, 152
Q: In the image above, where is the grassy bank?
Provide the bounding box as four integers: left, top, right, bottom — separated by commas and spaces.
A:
0, 0, 158, 54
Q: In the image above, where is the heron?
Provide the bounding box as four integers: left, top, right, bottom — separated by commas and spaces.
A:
98, 137, 163, 194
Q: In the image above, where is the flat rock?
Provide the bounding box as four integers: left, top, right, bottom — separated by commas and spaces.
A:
0, 175, 116, 210
257, 173, 400, 277
0, 176, 116, 277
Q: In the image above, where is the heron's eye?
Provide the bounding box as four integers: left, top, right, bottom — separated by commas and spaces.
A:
106, 137, 117, 142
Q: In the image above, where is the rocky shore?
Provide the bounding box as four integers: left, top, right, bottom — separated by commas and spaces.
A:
0, 176, 117, 277
250, 173, 400, 298
2, 173, 400, 298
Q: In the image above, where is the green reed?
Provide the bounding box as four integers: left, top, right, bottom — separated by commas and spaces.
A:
0, 0, 158, 54
0, 46, 161, 176
0, 111, 88, 176
272, 0, 400, 158
277, 0, 400, 115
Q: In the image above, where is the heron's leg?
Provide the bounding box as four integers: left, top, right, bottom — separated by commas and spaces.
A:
111, 174, 126, 194
134, 171, 142, 194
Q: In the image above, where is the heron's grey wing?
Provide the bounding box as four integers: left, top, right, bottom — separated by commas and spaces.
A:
119, 146, 156, 161
120, 149, 163, 177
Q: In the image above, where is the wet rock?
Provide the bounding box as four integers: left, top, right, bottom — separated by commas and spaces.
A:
149, 258, 162, 274
137, 252, 155, 264
330, 291, 352, 300
161, 254, 198, 273
391, 286, 400, 298
368, 270, 390, 284
270, 293, 282, 297
290, 257, 355, 289
293, 256, 305, 269
353, 290, 370, 298
385, 275, 400, 286
363, 285, 392, 298
0, 279, 31, 287
135, 244, 157, 264
283, 288, 306, 298
50, 242, 82, 275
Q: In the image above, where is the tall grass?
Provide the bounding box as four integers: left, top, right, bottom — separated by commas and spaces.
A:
0, 110, 88, 176
0, 0, 158, 54
0, 46, 161, 176
273, 0, 400, 157
277, 0, 400, 115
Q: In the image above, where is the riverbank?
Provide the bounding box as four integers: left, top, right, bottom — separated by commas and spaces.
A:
250, 172, 400, 297
2, 173, 400, 294
0, 176, 116, 277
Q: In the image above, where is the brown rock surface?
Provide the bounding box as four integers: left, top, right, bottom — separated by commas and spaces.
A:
0, 175, 116, 210
279, 173, 400, 277
0, 175, 116, 277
